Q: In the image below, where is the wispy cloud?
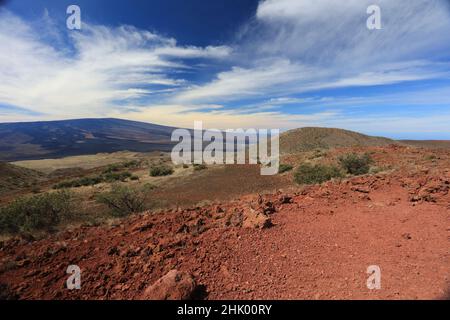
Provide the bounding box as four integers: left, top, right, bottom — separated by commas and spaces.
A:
177, 0, 450, 104
0, 10, 230, 119
112, 103, 339, 130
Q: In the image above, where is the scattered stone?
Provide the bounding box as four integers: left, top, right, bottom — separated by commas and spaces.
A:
133, 222, 154, 233
226, 210, 243, 227
351, 186, 370, 193
108, 246, 120, 256
402, 233, 412, 240
141, 270, 196, 300
279, 195, 293, 204
262, 201, 276, 215
242, 209, 273, 229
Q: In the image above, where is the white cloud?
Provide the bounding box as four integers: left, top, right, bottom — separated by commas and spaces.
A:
253, 0, 450, 62
176, 0, 450, 104
112, 103, 338, 130
0, 10, 231, 119
175, 59, 310, 102
175, 58, 449, 103
256, 0, 363, 21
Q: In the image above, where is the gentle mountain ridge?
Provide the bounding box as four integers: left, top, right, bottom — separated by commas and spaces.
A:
280, 127, 396, 154
1, 119, 449, 161
0, 118, 177, 161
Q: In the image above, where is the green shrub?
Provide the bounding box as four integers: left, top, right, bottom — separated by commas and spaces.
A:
182, 164, 189, 169
53, 171, 133, 189
79, 175, 104, 186
102, 164, 121, 174
278, 164, 293, 174
53, 175, 103, 189
193, 164, 207, 171
0, 190, 74, 233
96, 185, 148, 217
338, 153, 373, 175
103, 171, 132, 182
150, 165, 174, 177
130, 175, 139, 181
123, 160, 140, 168
294, 163, 343, 185
102, 160, 140, 174
53, 180, 73, 189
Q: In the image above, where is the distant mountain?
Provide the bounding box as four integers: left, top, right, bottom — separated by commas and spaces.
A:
1, 119, 448, 162
280, 127, 396, 154
0, 118, 177, 161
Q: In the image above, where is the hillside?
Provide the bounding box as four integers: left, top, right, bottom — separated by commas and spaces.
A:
0, 118, 177, 161
0, 162, 44, 194
1, 145, 449, 299
280, 127, 396, 154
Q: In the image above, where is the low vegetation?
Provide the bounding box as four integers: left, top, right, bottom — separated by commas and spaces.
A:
150, 164, 174, 176
294, 163, 343, 185
102, 160, 140, 174
0, 190, 74, 234
103, 171, 133, 182
338, 153, 373, 175
95, 184, 151, 217
278, 164, 293, 174
53, 171, 133, 189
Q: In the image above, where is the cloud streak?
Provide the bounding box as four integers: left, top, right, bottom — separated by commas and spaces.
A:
178, 0, 450, 104
0, 10, 231, 119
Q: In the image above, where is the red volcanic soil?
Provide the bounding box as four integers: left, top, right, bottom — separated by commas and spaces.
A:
0, 146, 449, 300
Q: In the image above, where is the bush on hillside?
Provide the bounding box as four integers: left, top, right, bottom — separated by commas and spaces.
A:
102, 160, 140, 174
103, 171, 132, 182
0, 190, 74, 233
150, 165, 174, 177
338, 153, 373, 175
96, 184, 150, 217
294, 163, 343, 185
53, 171, 133, 189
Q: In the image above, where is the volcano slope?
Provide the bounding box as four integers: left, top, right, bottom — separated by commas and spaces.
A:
0, 145, 449, 300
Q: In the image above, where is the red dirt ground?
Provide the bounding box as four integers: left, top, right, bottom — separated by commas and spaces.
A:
0, 146, 449, 300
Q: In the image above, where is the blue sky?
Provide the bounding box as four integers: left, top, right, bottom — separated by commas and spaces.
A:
1, 0, 450, 139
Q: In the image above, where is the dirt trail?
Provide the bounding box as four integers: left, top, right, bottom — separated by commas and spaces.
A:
0, 148, 449, 300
